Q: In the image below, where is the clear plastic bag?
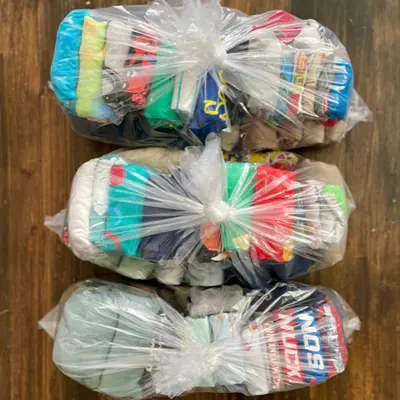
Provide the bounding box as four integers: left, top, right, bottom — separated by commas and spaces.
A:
41, 279, 360, 398
50, 1, 371, 149
46, 135, 355, 288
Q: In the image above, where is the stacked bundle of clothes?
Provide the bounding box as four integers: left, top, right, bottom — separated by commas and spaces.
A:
47, 136, 354, 287
51, 7, 227, 140
43, 2, 364, 398
222, 10, 356, 150
49, 279, 359, 398
51, 2, 369, 149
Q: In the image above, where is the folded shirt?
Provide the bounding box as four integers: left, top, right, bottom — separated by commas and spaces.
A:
222, 163, 256, 252
103, 164, 150, 256
76, 16, 114, 122
51, 9, 89, 115
190, 69, 229, 138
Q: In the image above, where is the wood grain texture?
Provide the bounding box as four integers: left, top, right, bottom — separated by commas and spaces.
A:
0, 0, 399, 399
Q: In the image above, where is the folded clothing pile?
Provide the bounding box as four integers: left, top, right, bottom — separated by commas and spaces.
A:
53, 147, 194, 285
51, 1, 370, 149
47, 136, 354, 287
51, 4, 228, 144
48, 279, 359, 398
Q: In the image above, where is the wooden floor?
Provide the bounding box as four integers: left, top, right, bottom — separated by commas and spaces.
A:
0, 0, 399, 399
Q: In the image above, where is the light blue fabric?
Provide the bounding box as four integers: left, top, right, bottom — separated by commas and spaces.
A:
209, 314, 245, 386
53, 281, 161, 398
185, 317, 214, 387
51, 10, 89, 115
53, 284, 117, 390
97, 288, 160, 397
103, 164, 150, 257
268, 54, 294, 126
186, 317, 212, 344
327, 58, 353, 120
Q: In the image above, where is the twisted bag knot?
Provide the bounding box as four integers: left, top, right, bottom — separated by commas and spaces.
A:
213, 45, 227, 66
151, 316, 245, 397
204, 201, 231, 224
152, 342, 219, 396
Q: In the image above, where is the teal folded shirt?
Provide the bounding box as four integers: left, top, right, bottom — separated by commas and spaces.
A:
102, 164, 150, 257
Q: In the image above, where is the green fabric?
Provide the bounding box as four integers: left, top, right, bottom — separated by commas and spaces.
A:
144, 46, 181, 128
221, 163, 256, 251
322, 184, 348, 216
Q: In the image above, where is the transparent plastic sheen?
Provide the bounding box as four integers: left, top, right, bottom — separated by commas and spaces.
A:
41, 279, 360, 398
46, 135, 355, 288
51, 0, 371, 149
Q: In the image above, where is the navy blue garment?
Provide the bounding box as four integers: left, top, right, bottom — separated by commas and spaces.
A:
243, 281, 327, 313
190, 70, 228, 138
258, 255, 315, 281
137, 170, 205, 262
230, 250, 315, 289
137, 231, 189, 262
190, 40, 250, 140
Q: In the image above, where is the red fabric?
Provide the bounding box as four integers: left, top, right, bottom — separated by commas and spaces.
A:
104, 231, 122, 251
110, 165, 126, 186
320, 119, 339, 128
250, 165, 296, 262
276, 308, 304, 384
124, 34, 158, 105
252, 11, 302, 45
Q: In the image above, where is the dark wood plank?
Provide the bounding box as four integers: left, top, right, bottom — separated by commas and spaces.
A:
0, 0, 399, 399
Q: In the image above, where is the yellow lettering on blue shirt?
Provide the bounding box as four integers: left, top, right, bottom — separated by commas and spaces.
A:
203, 69, 227, 121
